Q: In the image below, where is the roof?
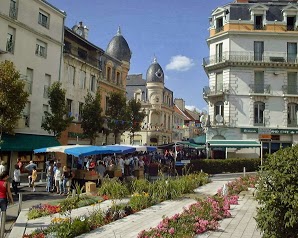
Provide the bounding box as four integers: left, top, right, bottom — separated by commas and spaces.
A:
106, 27, 131, 62
208, 140, 261, 148
1, 133, 60, 152
146, 57, 164, 83
174, 105, 191, 120
126, 74, 146, 100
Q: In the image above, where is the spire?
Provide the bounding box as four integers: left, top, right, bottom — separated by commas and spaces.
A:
153, 55, 157, 63
117, 26, 121, 36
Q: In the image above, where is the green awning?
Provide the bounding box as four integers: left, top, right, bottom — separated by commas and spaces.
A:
208, 140, 261, 148
189, 134, 206, 144
177, 141, 205, 149
0, 133, 60, 152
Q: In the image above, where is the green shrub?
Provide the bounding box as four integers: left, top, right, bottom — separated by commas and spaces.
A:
129, 192, 153, 211
189, 158, 260, 174
128, 178, 150, 194
98, 177, 129, 199
256, 145, 298, 238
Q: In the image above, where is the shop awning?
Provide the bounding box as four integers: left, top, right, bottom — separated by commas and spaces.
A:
0, 133, 60, 152
176, 141, 205, 149
208, 140, 261, 148
189, 134, 206, 144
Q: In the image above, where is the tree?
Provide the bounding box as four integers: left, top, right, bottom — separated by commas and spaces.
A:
127, 99, 146, 144
0, 60, 29, 139
81, 91, 103, 145
255, 145, 298, 238
106, 91, 130, 144
42, 81, 74, 138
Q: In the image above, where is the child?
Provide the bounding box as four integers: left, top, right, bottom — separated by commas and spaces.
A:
31, 166, 37, 192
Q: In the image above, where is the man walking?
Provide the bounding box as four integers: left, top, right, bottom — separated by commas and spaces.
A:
46, 161, 54, 192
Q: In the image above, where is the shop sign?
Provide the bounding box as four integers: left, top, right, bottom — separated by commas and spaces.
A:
241, 128, 298, 135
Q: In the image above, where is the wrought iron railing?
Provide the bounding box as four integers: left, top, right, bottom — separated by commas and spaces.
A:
203, 85, 229, 97
282, 85, 298, 95
9, 6, 17, 19
203, 51, 298, 66
254, 24, 265, 30
64, 44, 102, 69
215, 26, 224, 33
254, 117, 264, 126
249, 84, 270, 94
6, 40, 14, 53
288, 119, 298, 127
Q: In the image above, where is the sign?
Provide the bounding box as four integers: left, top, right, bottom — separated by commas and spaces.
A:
258, 128, 271, 135
241, 128, 298, 135
259, 134, 271, 140
181, 160, 191, 164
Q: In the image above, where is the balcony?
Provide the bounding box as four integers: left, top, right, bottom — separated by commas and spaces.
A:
282, 85, 298, 96
203, 51, 298, 69
64, 44, 101, 69
203, 86, 228, 98
249, 84, 270, 95
215, 26, 224, 33
288, 119, 298, 127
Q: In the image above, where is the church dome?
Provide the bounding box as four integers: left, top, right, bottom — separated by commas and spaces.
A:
106, 27, 131, 62
146, 57, 164, 83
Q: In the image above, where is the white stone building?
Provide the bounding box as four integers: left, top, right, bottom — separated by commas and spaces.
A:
203, 0, 298, 158
0, 0, 65, 174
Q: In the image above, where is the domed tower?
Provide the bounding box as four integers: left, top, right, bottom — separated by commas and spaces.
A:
106, 27, 131, 87
146, 56, 164, 109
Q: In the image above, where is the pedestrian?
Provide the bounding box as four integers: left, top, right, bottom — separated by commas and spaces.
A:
12, 164, 21, 195
31, 166, 37, 192
62, 166, 70, 195
46, 160, 54, 192
27, 160, 34, 187
0, 161, 6, 174
54, 163, 62, 194
0, 171, 14, 211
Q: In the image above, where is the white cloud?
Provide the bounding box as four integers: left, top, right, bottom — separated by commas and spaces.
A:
166, 55, 195, 72
185, 105, 202, 112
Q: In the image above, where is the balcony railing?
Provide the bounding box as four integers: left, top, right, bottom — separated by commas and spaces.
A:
203, 51, 298, 67
254, 24, 265, 30
249, 84, 270, 94
6, 40, 14, 53
288, 119, 298, 127
215, 26, 224, 33
282, 85, 298, 95
203, 86, 228, 97
64, 44, 101, 69
9, 7, 18, 19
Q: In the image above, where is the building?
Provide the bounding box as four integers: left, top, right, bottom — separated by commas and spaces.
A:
124, 57, 174, 146
203, 0, 298, 158
61, 24, 131, 147
0, 0, 65, 174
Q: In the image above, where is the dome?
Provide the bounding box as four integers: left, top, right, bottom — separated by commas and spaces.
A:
106, 27, 131, 62
146, 57, 164, 83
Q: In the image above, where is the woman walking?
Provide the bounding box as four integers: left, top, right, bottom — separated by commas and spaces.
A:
0, 171, 14, 212
31, 166, 37, 192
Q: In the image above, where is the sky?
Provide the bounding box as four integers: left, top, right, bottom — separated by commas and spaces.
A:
48, 0, 231, 112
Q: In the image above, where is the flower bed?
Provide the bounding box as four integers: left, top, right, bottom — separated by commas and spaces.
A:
137, 175, 257, 238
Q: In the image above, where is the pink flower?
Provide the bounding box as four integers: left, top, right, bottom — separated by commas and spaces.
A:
168, 227, 175, 234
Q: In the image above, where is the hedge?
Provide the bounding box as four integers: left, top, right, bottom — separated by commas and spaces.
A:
183, 158, 261, 174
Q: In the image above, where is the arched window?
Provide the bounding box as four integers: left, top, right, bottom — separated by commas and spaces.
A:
288, 103, 298, 127
107, 67, 111, 81
215, 101, 224, 117
116, 72, 120, 85
254, 101, 265, 125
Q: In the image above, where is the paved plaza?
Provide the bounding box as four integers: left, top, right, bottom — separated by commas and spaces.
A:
4, 173, 262, 238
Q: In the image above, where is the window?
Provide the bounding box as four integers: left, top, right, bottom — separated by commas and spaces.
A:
38, 10, 49, 28
90, 75, 96, 92
254, 15, 263, 30
78, 48, 87, 60
215, 101, 224, 117
68, 65, 75, 85
254, 41, 264, 61
79, 71, 86, 89
6, 27, 15, 53
78, 102, 84, 122
288, 103, 298, 127
105, 96, 110, 112
254, 71, 264, 93
287, 72, 297, 94
216, 72, 223, 92
9, 0, 18, 19
287, 16, 296, 31
25, 68, 33, 94
42, 104, 48, 124
254, 101, 265, 125
44, 74, 51, 98
116, 72, 120, 85
168, 115, 171, 130
287, 42, 297, 63
64, 41, 71, 53
216, 17, 224, 33
36, 40, 47, 58
67, 99, 72, 117
216, 43, 223, 63
107, 67, 111, 81
23, 102, 31, 127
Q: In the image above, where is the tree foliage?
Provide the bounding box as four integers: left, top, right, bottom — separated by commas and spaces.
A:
255, 145, 298, 238
106, 91, 130, 144
0, 60, 29, 136
41, 81, 74, 138
81, 91, 103, 145
127, 99, 146, 144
